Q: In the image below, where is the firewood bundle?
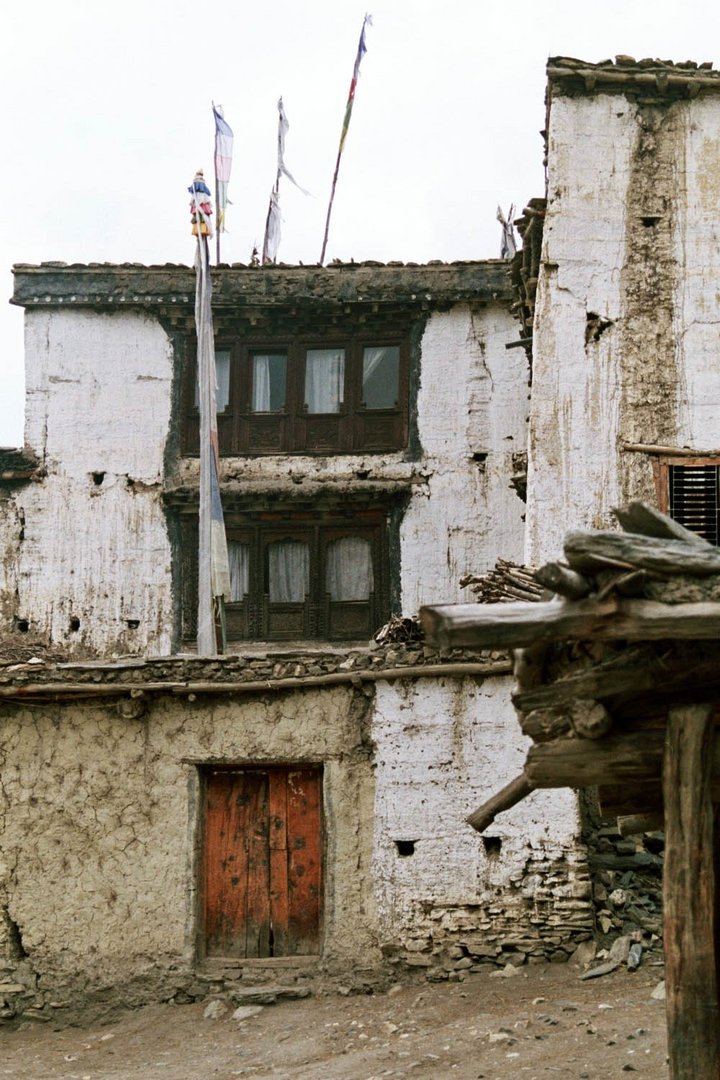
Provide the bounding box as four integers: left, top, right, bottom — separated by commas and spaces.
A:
460, 559, 544, 604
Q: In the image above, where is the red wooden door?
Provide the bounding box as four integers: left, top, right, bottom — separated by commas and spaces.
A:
203, 767, 322, 958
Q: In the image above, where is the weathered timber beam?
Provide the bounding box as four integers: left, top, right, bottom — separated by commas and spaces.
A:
0, 661, 513, 702
599, 781, 664, 817
466, 773, 536, 833
565, 530, 720, 576
525, 729, 669, 788
613, 500, 712, 548
623, 442, 720, 458
420, 596, 720, 650
516, 655, 720, 715
662, 704, 720, 1078
534, 561, 592, 599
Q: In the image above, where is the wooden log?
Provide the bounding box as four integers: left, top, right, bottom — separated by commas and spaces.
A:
514, 658, 654, 712
534, 561, 592, 600
466, 773, 536, 833
565, 530, 720, 577
662, 704, 720, 1079
613, 500, 712, 548
623, 442, 720, 458
617, 812, 664, 836
521, 707, 571, 742
568, 699, 613, 739
525, 729, 668, 788
420, 596, 720, 651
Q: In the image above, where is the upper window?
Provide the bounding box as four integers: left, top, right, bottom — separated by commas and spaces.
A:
656, 459, 720, 545
183, 337, 408, 455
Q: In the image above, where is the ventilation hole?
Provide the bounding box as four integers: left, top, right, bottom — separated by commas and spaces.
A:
395, 840, 416, 857
92, 471, 105, 486
482, 836, 502, 858
126, 619, 140, 630
69, 616, 81, 632
15, 618, 29, 633
641, 216, 660, 227
471, 452, 488, 463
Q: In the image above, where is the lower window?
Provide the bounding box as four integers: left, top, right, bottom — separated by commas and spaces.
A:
202, 765, 322, 958
180, 509, 390, 642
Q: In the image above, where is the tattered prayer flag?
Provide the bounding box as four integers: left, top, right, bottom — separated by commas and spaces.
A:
213, 105, 233, 232
262, 99, 309, 264
339, 14, 371, 154
277, 98, 310, 196
497, 204, 517, 260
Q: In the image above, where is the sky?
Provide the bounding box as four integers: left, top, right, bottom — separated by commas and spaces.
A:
2, 0, 720, 446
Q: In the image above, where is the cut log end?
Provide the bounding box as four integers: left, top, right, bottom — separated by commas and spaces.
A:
466, 774, 535, 833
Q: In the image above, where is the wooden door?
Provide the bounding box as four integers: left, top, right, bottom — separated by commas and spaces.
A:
202, 766, 322, 958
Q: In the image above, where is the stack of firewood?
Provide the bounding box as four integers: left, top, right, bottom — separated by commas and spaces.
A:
460, 559, 544, 604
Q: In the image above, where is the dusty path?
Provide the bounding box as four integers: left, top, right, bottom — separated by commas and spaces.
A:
1, 964, 668, 1080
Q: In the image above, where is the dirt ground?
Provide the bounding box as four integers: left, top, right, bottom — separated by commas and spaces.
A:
1, 963, 668, 1080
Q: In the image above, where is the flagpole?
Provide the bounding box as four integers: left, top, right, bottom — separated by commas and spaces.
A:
319, 150, 342, 266
319, 14, 371, 265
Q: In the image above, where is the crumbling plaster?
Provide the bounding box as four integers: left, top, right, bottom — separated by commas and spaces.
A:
371, 676, 581, 944
0, 686, 377, 1002
5, 299, 525, 652
527, 90, 720, 562
8, 309, 174, 653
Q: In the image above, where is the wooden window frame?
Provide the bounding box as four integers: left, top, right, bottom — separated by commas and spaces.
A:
181, 509, 390, 643
654, 455, 720, 545
182, 335, 409, 456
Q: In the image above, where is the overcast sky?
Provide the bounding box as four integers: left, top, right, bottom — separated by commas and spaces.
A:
2, 0, 720, 445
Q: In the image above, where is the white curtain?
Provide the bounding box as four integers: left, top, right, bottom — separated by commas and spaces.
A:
326, 537, 374, 601
252, 355, 271, 411
195, 349, 230, 411
269, 540, 310, 602
228, 541, 249, 602
362, 346, 399, 409
305, 349, 345, 413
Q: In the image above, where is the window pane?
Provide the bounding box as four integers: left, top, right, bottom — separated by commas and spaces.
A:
362, 346, 400, 409
325, 537, 374, 601
305, 349, 345, 414
251, 353, 287, 412
669, 464, 720, 545
228, 541, 249, 601
268, 540, 310, 602
194, 349, 231, 412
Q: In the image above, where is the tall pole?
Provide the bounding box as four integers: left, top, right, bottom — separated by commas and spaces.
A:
319, 151, 342, 266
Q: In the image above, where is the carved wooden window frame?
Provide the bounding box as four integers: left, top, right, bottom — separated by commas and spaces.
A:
180, 508, 390, 643
181, 334, 409, 456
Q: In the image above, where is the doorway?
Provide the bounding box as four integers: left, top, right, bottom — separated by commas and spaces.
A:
201, 765, 322, 958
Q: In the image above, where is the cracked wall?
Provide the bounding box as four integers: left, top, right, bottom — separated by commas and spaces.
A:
371, 676, 589, 976
7, 309, 174, 653
4, 301, 524, 652
527, 89, 720, 561
0, 687, 377, 1018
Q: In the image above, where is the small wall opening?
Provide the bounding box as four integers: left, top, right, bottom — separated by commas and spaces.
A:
91, 471, 105, 486
68, 616, 81, 632
395, 840, 416, 857
126, 619, 140, 630
482, 836, 502, 858
14, 618, 29, 634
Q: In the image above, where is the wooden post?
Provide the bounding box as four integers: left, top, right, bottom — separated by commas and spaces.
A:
662, 703, 720, 1079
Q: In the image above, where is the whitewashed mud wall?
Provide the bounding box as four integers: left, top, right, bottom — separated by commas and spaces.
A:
400, 305, 527, 610
9, 310, 174, 654
0, 675, 588, 1022
371, 676, 590, 975
0, 687, 377, 1021
527, 90, 720, 563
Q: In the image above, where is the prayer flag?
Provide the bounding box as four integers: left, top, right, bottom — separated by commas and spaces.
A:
213, 105, 234, 232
